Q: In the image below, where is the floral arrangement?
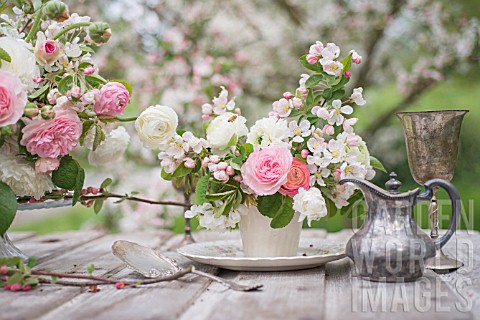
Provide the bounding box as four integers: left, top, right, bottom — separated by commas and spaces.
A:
0, 1, 133, 234
135, 40, 385, 231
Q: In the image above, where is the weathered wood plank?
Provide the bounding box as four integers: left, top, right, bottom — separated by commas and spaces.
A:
8, 231, 37, 242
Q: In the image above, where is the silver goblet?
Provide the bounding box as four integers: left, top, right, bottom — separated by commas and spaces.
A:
397, 110, 468, 273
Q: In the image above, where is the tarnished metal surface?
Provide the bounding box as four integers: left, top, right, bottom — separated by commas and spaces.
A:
397, 110, 468, 184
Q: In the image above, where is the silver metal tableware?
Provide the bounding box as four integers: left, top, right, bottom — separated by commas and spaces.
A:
340, 172, 460, 282
397, 110, 467, 272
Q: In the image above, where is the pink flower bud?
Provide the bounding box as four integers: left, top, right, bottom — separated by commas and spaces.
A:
209, 155, 220, 164
32, 75, 44, 84
201, 103, 213, 115
268, 111, 280, 119
233, 175, 242, 182
306, 54, 319, 65
217, 162, 228, 171
87, 187, 99, 195
291, 97, 302, 109
334, 168, 342, 180
22, 285, 31, 292
226, 166, 235, 176
84, 66, 95, 75
0, 266, 7, 275
201, 157, 210, 168
29, 198, 36, 204
283, 92, 294, 100
4, 284, 11, 290
10, 283, 21, 292
322, 125, 335, 136
301, 149, 309, 158
184, 157, 196, 169
86, 201, 94, 208
71, 86, 81, 99
116, 282, 125, 289
234, 108, 241, 115
344, 71, 352, 78
201, 114, 211, 121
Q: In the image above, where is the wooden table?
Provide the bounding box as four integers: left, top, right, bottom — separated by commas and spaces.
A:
0, 229, 478, 320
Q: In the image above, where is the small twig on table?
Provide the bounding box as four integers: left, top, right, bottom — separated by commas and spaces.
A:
77, 193, 191, 208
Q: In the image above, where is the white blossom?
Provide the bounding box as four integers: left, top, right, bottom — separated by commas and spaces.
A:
246, 117, 292, 148
293, 188, 328, 226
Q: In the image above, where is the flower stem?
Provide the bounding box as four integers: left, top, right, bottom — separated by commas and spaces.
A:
52, 22, 91, 40
115, 116, 138, 122
25, 6, 44, 42
78, 193, 191, 208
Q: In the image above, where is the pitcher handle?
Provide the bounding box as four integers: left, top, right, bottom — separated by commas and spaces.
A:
416, 178, 461, 248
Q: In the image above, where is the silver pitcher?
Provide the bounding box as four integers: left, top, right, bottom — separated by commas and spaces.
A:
340, 173, 460, 282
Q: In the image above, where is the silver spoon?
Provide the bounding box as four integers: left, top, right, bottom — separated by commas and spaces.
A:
112, 240, 263, 292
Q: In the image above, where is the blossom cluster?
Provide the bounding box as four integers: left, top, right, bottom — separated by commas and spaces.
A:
136, 41, 383, 231
0, 1, 132, 201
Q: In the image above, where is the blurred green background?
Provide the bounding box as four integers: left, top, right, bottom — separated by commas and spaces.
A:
8, 0, 480, 234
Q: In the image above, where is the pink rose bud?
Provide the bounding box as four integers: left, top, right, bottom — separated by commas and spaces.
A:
184, 157, 196, 169
201, 157, 210, 168
71, 86, 81, 99
33, 75, 44, 84
283, 92, 294, 100
35, 36, 61, 66
209, 155, 220, 164
306, 54, 319, 65
234, 108, 241, 115
301, 149, 309, 158
344, 71, 352, 78
226, 166, 235, 176
22, 285, 31, 292
40, 106, 55, 119
24, 103, 39, 117
201, 114, 211, 121
84, 66, 95, 75
291, 97, 302, 109
322, 124, 335, 135
10, 283, 21, 292
201, 103, 213, 115
94, 82, 130, 116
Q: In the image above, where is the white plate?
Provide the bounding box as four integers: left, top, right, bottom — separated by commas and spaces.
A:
177, 238, 346, 271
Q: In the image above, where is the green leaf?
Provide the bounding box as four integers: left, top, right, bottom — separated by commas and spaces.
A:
257, 193, 283, 218
23, 277, 39, 287
79, 120, 94, 146
298, 55, 322, 72
322, 88, 333, 100
100, 178, 113, 189
195, 176, 209, 205
79, 45, 95, 53
205, 189, 236, 201
58, 75, 73, 94
78, 62, 94, 70
219, 134, 237, 151
270, 196, 295, 229
328, 89, 346, 103
73, 167, 85, 205
370, 156, 387, 173
87, 264, 95, 275
0, 48, 11, 63
215, 195, 234, 218
111, 79, 133, 96
28, 84, 49, 100
161, 169, 173, 181
305, 74, 323, 88
92, 125, 105, 151
0, 182, 17, 236
325, 198, 338, 218
50, 276, 58, 284
332, 76, 350, 91
341, 54, 353, 73
93, 199, 104, 214
27, 256, 37, 268
52, 156, 78, 190
7, 273, 23, 285
85, 74, 107, 87
306, 89, 314, 108
172, 162, 193, 178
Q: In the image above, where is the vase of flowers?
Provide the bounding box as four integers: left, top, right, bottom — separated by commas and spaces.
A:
135, 41, 384, 257
0, 1, 134, 257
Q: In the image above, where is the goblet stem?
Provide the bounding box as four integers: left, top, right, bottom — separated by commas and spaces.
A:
428, 189, 439, 239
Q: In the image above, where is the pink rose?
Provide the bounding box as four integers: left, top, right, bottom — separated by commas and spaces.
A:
21, 111, 82, 158
0, 70, 27, 127
94, 82, 130, 116
279, 158, 311, 197
35, 33, 61, 65
241, 147, 293, 196
35, 157, 60, 174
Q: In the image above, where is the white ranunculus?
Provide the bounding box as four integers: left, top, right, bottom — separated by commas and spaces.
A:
293, 187, 327, 226
246, 117, 292, 148
206, 112, 248, 150
135, 105, 178, 150
88, 127, 130, 166
0, 37, 39, 91
0, 155, 54, 200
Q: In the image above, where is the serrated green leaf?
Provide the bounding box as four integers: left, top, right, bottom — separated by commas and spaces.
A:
28, 84, 49, 100
93, 199, 104, 214
305, 74, 323, 88
172, 162, 193, 178
111, 79, 133, 96
0, 182, 17, 236
195, 176, 209, 205
100, 178, 113, 189
257, 193, 283, 218
0, 48, 11, 63
370, 156, 387, 173
52, 156, 78, 190
270, 196, 295, 229
299, 55, 322, 72
58, 75, 73, 94
73, 167, 85, 206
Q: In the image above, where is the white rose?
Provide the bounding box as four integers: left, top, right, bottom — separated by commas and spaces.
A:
0, 154, 54, 200
206, 112, 248, 150
135, 105, 178, 149
88, 127, 130, 166
0, 37, 39, 91
246, 117, 292, 148
293, 187, 327, 226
